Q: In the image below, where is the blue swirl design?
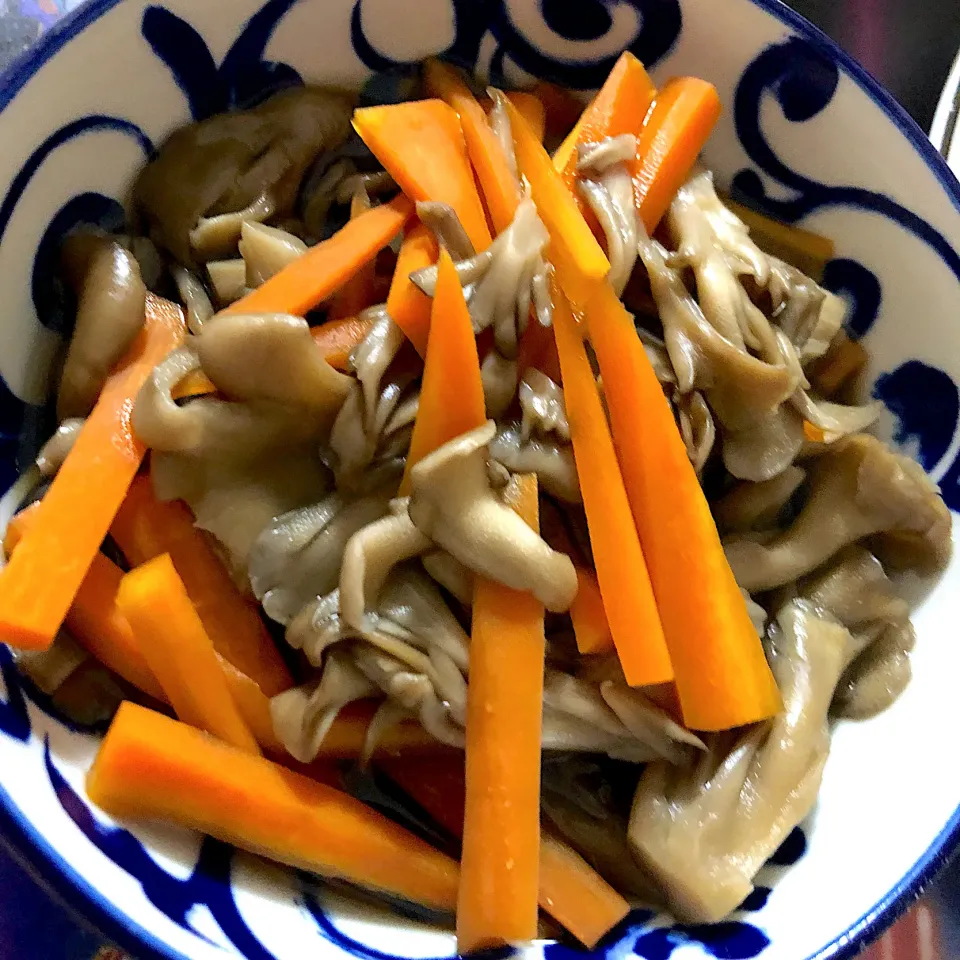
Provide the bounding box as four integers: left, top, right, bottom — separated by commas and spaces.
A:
142, 0, 303, 119
731, 35, 960, 508
350, 0, 681, 88
0, 646, 31, 743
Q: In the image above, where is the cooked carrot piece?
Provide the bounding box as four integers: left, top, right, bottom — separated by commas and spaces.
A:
386, 223, 438, 356
380, 755, 630, 948
580, 280, 780, 730
458, 474, 544, 952
111, 477, 292, 697
552, 52, 656, 191
505, 92, 547, 143
550, 285, 671, 686
353, 100, 491, 250
0, 294, 186, 651
503, 95, 609, 281
329, 187, 378, 319
87, 701, 461, 910
570, 567, 614, 655
224, 195, 413, 317
312, 314, 377, 371
116, 554, 260, 754
632, 76, 721, 232
423, 60, 521, 235
399, 248, 486, 495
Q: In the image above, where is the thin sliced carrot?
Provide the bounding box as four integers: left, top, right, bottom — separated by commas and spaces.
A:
530, 81, 585, 141
111, 476, 292, 697
312, 313, 376, 370
0, 294, 186, 651
538, 832, 630, 948
87, 701, 461, 910
458, 474, 544, 952
380, 755, 630, 948
570, 566, 614, 655
329, 188, 378, 319
506, 92, 546, 143
224, 194, 413, 317
117, 554, 261, 754
5, 503, 164, 700
579, 279, 780, 729
552, 52, 656, 193
503, 95, 609, 281
632, 76, 722, 232
399, 248, 486, 495
353, 100, 491, 251
423, 60, 521, 235
386, 223, 438, 356
551, 284, 671, 686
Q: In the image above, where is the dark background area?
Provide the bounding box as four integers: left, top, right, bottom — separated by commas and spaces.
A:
795, 0, 960, 129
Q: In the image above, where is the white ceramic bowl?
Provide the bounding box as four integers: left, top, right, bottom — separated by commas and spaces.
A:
1, 1, 959, 958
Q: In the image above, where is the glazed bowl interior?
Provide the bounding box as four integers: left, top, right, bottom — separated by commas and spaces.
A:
0, 1, 959, 959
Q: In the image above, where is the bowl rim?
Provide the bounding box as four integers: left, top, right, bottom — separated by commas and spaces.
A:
0, 0, 959, 958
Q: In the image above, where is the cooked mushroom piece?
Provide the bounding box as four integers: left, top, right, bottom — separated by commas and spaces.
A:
196, 313, 351, 419
488, 425, 581, 503
248, 491, 392, 625
58, 233, 146, 420
36, 418, 85, 477
270, 651, 376, 762
134, 345, 328, 461
189, 193, 275, 261
239, 221, 308, 286
134, 86, 353, 264
832, 619, 915, 720
339, 499, 432, 633
724, 434, 952, 591
420, 550, 474, 605
481, 351, 518, 419
519, 369, 569, 441
712, 465, 805, 534
206, 259, 249, 306
171, 264, 215, 335
629, 600, 852, 922
408, 421, 578, 612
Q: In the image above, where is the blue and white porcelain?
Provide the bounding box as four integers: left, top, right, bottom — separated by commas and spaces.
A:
0, 0, 959, 957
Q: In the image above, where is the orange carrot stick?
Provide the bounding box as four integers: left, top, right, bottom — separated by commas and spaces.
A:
87, 701, 460, 910
0, 294, 186, 651
579, 279, 779, 729
538, 832, 630, 948
5, 503, 165, 700
312, 313, 376, 370
552, 53, 656, 191
111, 476, 291, 697
379, 755, 629, 947
116, 554, 261, 754
329, 187, 378, 319
386, 224, 438, 356
631, 77, 722, 232
506, 92, 547, 143
503, 96, 609, 281
458, 474, 544, 952
353, 100, 491, 251
530, 81, 585, 141
550, 285, 671, 686
569, 566, 614, 656
224, 194, 413, 317
423, 60, 521, 235
399, 248, 486, 495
